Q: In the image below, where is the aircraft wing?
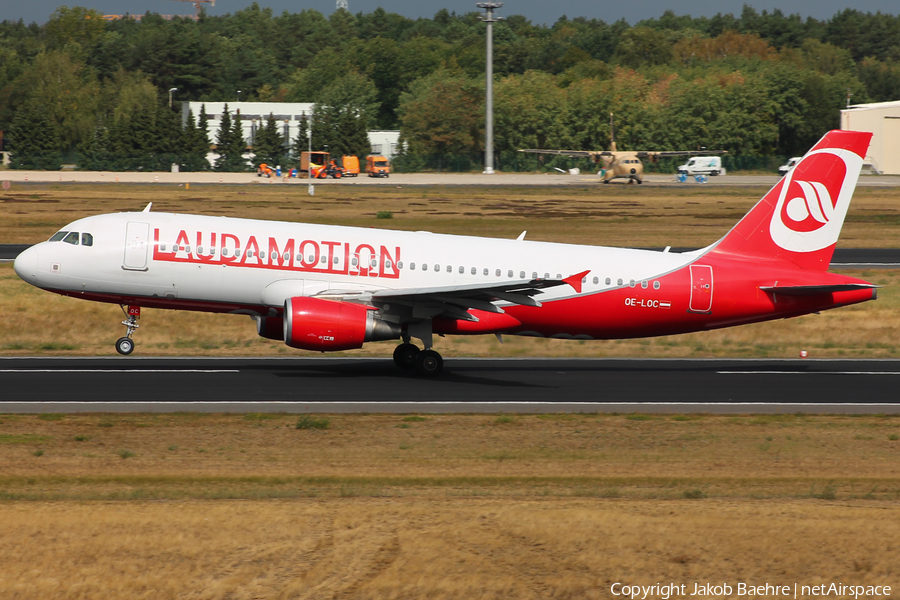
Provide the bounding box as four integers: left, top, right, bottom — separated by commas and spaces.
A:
315, 272, 589, 322
637, 150, 726, 158
518, 149, 609, 158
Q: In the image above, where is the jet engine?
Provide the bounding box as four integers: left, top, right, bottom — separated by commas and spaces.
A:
255, 316, 284, 341
284, 297, 400, 351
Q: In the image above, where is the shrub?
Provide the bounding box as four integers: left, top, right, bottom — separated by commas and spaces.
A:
683, 489, 706, 499
296, 415, 330, 430
33, 449, 44, 457
118, 450, 135, 459
402, 416, 427, 422
74, 435, 89, 442
376, 210, 393, 219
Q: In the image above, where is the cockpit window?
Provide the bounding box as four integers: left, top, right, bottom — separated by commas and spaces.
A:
81, 233, 93, 247
49, 231, 68, 242
62, 232, 80, 245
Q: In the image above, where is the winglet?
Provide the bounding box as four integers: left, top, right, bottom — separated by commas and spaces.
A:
143, 202, 152, 213
563, 270, 590, 294
516, 231, 526, 241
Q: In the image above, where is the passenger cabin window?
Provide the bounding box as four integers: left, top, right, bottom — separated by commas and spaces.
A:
49, 231, 68, 242
62, 232, 80, 245
81, 233, 93, 247
459, 266, 464, 274
593, 276, 599, 284
446, 265, 452, 273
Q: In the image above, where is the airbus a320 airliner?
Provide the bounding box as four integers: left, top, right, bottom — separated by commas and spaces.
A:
14, 130, 877, 376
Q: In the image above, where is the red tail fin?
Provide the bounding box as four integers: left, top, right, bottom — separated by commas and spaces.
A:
708, 130, 871, 271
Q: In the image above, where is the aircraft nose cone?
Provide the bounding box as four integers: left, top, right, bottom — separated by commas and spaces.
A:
13, 245, 38, 282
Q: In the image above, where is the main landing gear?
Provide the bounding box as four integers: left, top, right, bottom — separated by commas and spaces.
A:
393, 340, 443, 377
116, 305, 140, 355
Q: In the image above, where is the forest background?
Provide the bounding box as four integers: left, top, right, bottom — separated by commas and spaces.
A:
3, 4, 900, 172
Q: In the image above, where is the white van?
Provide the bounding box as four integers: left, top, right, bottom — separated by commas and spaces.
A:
677, 156, 724, 176
778, 157, 802, 176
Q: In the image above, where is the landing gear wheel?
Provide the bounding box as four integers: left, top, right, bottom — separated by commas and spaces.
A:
415, 350, 443, 377
636, 178, 642, 184
393, 343, 420, 370
115, 337, 134, 355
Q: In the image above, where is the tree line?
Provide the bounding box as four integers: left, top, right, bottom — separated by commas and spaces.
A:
2, 4, 900, 170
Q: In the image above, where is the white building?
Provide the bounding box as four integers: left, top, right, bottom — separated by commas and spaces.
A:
181, 101, 313, 148
840, 100, 900, 174
181, 101, 401, 160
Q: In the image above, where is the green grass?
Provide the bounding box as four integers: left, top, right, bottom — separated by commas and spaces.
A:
296, 415, 330, 430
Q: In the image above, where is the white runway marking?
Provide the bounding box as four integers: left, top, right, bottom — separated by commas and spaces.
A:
718, 371, 900, 375
0, 369, 240, 373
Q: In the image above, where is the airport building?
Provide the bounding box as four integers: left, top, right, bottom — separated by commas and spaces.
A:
840, 100, 900, 174
181, 102, 401, 160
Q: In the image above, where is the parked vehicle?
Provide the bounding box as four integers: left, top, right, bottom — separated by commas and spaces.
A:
341, 156, 360, 177
677, 156, 724, 176
300, 151, 330, 177
778, 157, 802, 176
366, 155, 390, 178
311, 159, 344, 179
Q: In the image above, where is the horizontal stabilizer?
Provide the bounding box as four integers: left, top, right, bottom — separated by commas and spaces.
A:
760, 283, 878, 296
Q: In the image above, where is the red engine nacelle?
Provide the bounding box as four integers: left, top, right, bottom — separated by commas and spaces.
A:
284, 297, 400, 351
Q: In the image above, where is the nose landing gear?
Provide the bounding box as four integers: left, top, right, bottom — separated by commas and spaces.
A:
116, 305, 140, 355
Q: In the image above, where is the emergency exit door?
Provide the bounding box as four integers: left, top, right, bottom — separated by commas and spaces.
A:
689, 264, 713, 313
123, 221, 150, 271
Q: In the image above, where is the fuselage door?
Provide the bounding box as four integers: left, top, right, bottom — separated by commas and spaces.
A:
689, 264, 713, 313
123, 221, 150, 271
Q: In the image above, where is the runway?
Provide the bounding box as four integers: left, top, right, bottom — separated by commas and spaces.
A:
3, 357, 899, 414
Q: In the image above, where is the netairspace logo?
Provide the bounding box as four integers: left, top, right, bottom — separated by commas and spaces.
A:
610, 582, 892, 599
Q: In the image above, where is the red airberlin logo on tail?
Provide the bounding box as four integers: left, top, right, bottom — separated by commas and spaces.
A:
769, 149, 862, 253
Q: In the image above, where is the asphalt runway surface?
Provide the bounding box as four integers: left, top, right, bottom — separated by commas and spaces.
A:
3, 357, 899, 414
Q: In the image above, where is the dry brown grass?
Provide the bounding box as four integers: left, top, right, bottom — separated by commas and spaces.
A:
2, 499, 898, 599
2, 413, 899, 497
2, 183, 900, 247
1, 414, 899, 599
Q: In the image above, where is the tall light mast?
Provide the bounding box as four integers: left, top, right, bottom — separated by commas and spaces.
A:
336, 0, 348, 9
478, 2, 502, 174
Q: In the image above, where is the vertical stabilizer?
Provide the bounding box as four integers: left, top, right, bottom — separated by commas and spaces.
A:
708, 130, 871, 271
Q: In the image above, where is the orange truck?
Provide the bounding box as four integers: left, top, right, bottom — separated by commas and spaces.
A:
341, 155, 360, 176
366, 155, 390, 178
